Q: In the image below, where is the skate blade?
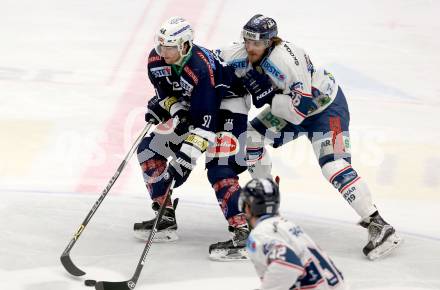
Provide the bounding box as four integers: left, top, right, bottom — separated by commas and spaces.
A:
133, 229, 178, 242
367, 233, 403, 260
208, 248, 249, 262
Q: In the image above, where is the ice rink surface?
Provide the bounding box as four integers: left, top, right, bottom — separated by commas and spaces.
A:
1, 0, 439, 289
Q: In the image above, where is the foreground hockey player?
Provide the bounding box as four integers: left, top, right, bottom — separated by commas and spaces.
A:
133, 16, 250, 261
218, 14, 402, 260
239, 178, 347, 290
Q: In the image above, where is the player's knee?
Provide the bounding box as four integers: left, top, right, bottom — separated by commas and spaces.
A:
321, 159, 360, 194
140, 159, 167, 185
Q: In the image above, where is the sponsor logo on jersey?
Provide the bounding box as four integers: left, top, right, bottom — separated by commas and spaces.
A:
283, 43, 300, 65
163, 96, 178, 112
206, 131, 239, 157
148, 55, 162, 63
258, 108, 288, 132
196, 51, 215, 86
183, 66, 198, 84
229, 58, 247, 69
150, 66, 172, 78
185, 134, 209, 152
261, 58, 285, 81
180, 77, 194, 96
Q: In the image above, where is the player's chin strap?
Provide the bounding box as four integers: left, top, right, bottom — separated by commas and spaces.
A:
175, 43, 193, 66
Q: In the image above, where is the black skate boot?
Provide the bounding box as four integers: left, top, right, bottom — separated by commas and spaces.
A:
133, 199, 178, 242
208, 225, 250, 261
360, 211, 402, 260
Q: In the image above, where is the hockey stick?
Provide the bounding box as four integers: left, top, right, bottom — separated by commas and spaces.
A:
60, 122, 154, 276
94, 179, 176, 290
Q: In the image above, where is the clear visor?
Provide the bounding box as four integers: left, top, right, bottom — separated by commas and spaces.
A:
155, 44, 179, 54
154, 34, 179, 54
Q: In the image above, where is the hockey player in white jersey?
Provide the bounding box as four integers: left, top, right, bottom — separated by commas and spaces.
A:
239, 178, 347, 290
217, 14, 402, 260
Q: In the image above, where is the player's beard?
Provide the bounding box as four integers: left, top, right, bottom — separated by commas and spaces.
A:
247, 53, 261, 64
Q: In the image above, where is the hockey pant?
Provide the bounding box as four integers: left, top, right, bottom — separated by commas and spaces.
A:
247, 87, 377, 220
206, 110, 248, 228
137, 111, 249, 226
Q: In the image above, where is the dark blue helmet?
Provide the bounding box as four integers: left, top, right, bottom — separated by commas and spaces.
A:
242, 14, 278, 41
239, 178, 280, 217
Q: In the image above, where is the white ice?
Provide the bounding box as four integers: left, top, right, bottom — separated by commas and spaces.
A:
0, 0, 439, 289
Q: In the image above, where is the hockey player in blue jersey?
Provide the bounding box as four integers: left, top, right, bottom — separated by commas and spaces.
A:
133, 16, 250, 261
239, 178, 347, 290
217, 14, 402, 260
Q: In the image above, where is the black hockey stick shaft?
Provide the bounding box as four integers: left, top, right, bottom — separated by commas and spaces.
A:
60, 122, 153, 276
95, 180, 176, 290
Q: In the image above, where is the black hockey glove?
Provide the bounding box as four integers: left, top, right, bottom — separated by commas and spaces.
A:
172, 109, 192, 137
242, 68, 276, 108
291, 92, 318, 115
166, 151, 194, 187
145, 95, 167, 124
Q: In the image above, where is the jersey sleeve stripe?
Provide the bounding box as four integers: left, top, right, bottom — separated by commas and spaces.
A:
292, 89, 312, 97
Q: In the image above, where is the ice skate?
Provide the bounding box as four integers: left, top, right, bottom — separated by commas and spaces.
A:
208, 226, 250, 261
133, 200, 178, 242
360, 212, 402, 260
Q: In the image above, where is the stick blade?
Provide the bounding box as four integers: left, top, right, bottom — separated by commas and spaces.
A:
60, 254, 86, 276
95, 280, 135, 290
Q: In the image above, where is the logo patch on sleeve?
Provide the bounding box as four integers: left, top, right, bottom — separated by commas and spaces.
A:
261, 58, 285, 81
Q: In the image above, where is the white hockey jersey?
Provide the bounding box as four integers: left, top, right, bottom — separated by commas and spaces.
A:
247, 215, 346, 290
217, 42, 338, 125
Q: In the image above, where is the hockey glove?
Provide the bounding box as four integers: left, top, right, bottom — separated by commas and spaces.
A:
166, 151, 194, 188
242, 68, 275, 108
291, 92, 318, 115
145, 95, 168, 124
172, 109, 192, 137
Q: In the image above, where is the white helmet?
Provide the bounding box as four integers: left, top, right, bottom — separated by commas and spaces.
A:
155, 16, 194, 57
